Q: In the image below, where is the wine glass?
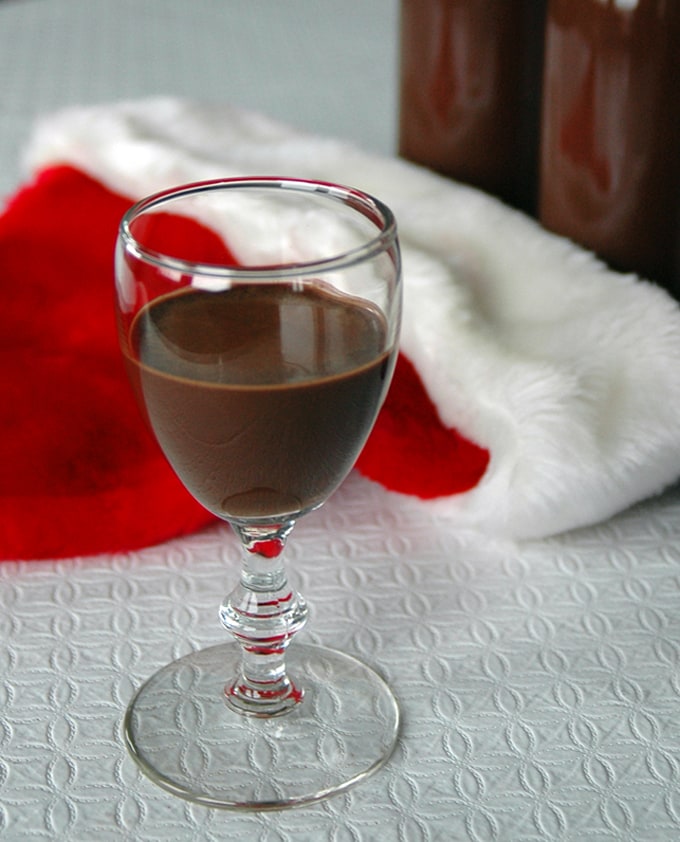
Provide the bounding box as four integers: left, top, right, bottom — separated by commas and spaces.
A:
114, 177, 402, 809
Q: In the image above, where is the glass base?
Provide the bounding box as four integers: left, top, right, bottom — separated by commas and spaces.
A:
123, 642, 400, 810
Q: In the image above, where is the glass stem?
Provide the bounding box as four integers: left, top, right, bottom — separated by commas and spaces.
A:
219, 519, 308, 717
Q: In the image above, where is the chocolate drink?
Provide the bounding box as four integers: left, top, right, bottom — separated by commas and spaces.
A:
399, 0, 547, 213
539, 0, 680, 294
126, 283, 394, 520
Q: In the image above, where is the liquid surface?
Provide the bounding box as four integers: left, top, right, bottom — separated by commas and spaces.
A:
127, 284, 393, 520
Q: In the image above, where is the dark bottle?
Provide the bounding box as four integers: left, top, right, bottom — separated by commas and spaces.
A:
539, 0, 680, 295
398, 0, 547, 214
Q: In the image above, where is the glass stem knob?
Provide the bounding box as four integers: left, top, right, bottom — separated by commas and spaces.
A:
219, 519, 308, 716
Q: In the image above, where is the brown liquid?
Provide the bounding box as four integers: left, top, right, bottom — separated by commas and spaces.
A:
539, 0, 680, 293
126, 284, 394, 520
399, 0, 547, 213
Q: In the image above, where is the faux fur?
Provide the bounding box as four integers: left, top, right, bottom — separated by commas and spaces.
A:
3, 97, 680, 559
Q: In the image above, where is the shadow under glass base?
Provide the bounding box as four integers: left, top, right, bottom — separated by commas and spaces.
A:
123, 642, 400, 811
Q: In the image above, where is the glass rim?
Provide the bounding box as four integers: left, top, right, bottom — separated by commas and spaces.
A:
119, 176, 399, 280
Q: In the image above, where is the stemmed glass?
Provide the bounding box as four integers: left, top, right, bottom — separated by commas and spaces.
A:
114, 177, 402, 809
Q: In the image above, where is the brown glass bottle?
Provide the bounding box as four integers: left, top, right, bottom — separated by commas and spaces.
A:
539, 0, 680, 295
398, 0, 547, 214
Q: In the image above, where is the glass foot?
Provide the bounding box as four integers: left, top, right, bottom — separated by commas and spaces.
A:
123, 642, 400, 810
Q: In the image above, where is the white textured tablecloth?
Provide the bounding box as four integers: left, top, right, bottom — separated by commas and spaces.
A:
2, 2, 680, 840
3, 474, 680, 840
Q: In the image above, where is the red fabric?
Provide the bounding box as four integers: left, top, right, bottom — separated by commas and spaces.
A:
356, 354, 489, 497
0, 165, 489, 560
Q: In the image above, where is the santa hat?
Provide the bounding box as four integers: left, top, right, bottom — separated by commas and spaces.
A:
2, 97, 680, 560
